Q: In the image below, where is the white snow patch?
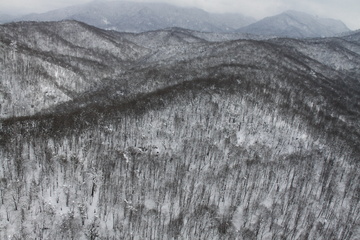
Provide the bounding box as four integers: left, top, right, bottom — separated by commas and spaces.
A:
144, 199, 156, 210
232, 206, 244, 231
261, 196, 273, 209
102, 18, 110, 25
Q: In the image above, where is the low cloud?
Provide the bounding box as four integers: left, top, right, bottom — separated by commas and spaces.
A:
1, 0, 359, 29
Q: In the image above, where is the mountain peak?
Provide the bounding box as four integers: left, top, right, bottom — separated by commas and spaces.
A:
282, 10, 311, 16
15, 1, 254, 33
237, 10, 349, 38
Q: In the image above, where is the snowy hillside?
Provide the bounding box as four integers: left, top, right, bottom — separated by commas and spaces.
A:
0, 20, 149, 118
0, 21, 360, 239
237, 10, 350, 38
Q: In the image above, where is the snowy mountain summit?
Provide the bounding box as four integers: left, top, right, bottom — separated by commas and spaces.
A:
8, 2, 351, 38
17, 1, 254, 33
237, 10, 350, 38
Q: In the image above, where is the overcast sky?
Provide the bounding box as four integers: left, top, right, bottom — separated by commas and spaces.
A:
1, 0, 359, 30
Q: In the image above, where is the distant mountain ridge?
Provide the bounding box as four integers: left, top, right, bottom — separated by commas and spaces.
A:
4, 2, 352, 38
237, 10, 350, 38
16, 1, 255, 33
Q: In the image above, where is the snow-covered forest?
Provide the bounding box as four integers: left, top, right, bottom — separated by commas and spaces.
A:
0, 20, 360, 239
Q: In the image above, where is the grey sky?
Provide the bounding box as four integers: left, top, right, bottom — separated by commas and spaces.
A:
1, 0, 359, 30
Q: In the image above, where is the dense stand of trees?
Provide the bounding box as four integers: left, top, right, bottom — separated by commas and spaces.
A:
1, 20, 360, 239
1, 76, 359, 239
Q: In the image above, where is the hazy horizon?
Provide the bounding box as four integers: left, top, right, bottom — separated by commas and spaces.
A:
1, 0, 359, 30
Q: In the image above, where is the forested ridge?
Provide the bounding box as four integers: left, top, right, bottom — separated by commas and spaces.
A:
0, 20, 360, 239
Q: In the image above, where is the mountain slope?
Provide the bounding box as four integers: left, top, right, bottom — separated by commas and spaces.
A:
1, 65, 359, 239
18, 1, 254, 33
0, 20, 149, 118
238, 10, 350, 38
342, 30, 360, 43
0, 21, 360, 239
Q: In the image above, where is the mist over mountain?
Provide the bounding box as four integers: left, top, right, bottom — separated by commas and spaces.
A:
6, 2, 352, 38
0, 13, 14, 24
17, 1, 255, 33
237, 10, 350, 38
0, 20, 360, 239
